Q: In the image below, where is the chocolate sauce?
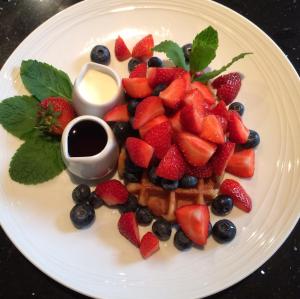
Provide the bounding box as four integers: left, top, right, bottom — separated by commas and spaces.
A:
68, 120, 107, 157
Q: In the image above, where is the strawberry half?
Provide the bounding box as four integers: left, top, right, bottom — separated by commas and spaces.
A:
228, 111, 249, 144
139, 115, 168, 138
159, 78, 186, 109
210, 100, 229, 120
214, 115, 228, 132
125, 137, 154, 168
118, 212, 140, 247
38, 97, 76, 135
139, 232, 159, 259
176, 132, 217, 167
144, 121, 172, 159
95, 179, 128, 206
200, 114, 225, 144
114, 36, 131, 61
175, 204, 210, 246
226, 148, 255, 178
220, 179, 252, 212
180, 104, 204, 134
185, 162, 213, 178
129, 62, 147, 78
210, 142, 235, 176
103, 103, 129, 122
133, 96, 165, 129
156, 145, 186, 180
169, 110, 183, 133
147, 67, 180, 87
182, 88, 206, 107
122, 78, 153, 98
132, 34, 154, 59
191, 81, 216, 105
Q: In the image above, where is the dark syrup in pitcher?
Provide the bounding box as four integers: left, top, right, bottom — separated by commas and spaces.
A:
68, 120, 108, 157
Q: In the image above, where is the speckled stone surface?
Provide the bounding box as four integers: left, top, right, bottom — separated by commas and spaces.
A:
0, 0, 299, 298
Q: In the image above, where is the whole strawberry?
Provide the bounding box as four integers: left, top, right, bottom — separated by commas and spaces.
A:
38, 97, 76, 135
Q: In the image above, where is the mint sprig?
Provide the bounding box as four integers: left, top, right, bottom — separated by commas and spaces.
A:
9, 134, 65, 185
20, 60, 73, 101
189, 26, 218, 73
153, 40, 188, 70
195, 52, 253, 83
0, 96, 39, 140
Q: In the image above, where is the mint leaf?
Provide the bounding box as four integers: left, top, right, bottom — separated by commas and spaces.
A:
153, 41, 188, 70
9, 135, 65, 185
195, 53, 253, 83
20, 60, 73, 101
190, 26, 218, 72
0, 96, 39, 140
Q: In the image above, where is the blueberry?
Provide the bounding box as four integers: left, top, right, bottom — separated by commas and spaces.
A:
88, 191, 104, 209
174, 229, 192, 251
118, 194, 139, 213
90, 45, 110, 65
111, 122, 131, 145
70, 203, 95, 229
136, 207, 153, 225
208, 222, 212, 237
127, 99, 140, 117
242, 129, 260, 149
72, 184, 91, 203
211, 195, 233, 216
152, 83, 167, 96
148, 166, 161, 185
152, 218, 172, 241
212, 219, 236, 243
123, 171, 142, 183
128, 58, 142, 72
229, 102, 245, 116
125, 157, 143, 175
161, 179, 179, 191
148, 56, 163, 67
179, 175, 198, 188
182, 43, 192, 62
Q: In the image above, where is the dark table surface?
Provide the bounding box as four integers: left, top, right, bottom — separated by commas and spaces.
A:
0, 0, 299, 298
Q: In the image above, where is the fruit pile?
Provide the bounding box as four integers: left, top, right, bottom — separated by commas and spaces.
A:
68, 32, 259, 258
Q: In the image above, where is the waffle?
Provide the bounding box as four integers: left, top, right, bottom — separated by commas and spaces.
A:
118, 149, 219, 222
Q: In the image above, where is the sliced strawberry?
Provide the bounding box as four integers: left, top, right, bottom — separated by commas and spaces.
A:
156, 145, 186, 180
220, 179, 252, 212
144, 121, 172, 159
182, 88, 206, 107
129, 62, 147, 78
125, 137, 154, 168
169, 110, 183, 133
176, 132, 217, 167
114, 36, 131, 61
175, 204, 210, 246
210, 100, 229, 120
159, 78, 186, 109
132, 34, 154, 59
103, 104, 129, 122
228, 111, 249, 144
185, 162, 213, 178
118, 212, 140, 247
226, 148, 255, 178
175, 71, 191, 91
122, 78, 153, 98
139, 115, 168, 138
214, 115, 228, 132
95, 179, 128, 206
200, 114, 225, 144
210, 142, 235, 176
191, 81, 216, 105
147, 67, 181, 87
211, 72, 240, 88
133, 96, 165, 129
139, 232, 159, 259
180, 104, 204, 134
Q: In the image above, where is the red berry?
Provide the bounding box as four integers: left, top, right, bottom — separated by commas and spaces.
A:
228, 111, 249, 144
132, 34, 154, 59
212, 72, 241, 89
139, 115, 168, 138
122, 78, 153, 98
103, 103, 129, 122
147, 67, 181, 87
114, 36, 131, 61
139, 232, 159, 259
118, 212, 140, 247
129, 62, 147, 78
180, 104, 204, 134
200, 114, 225, 144
190, 81, 216, 105
185, 163, 213, 178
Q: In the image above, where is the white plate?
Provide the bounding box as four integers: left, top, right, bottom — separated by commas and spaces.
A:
0, 1, 299, 298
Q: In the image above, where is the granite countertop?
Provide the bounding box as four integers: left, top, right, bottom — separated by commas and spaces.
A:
0, 0, 299, 298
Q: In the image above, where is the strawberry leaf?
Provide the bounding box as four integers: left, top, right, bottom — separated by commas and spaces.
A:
153, 40, 188, 70
0, 96, 39, 140
190, 26, 218, 72
194, 52, 253, 83
20, 60, 73, 101
9, 134, 65, 185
